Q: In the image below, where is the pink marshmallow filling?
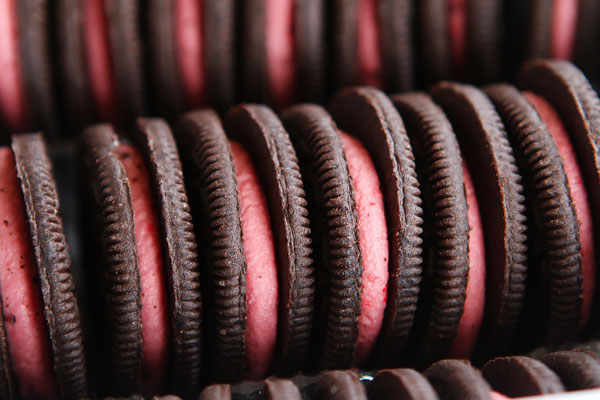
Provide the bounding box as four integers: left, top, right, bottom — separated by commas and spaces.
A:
0, 148, 56, 399
357, 0, 383, 88
551, 0, 578, 60
339, 132, 389, 365
117, 144, 169, 392
448, 0, 467, 78
85, 0, 117, 122
229, 140, 278, 380
525, 92, 596, 327
266, 0, 296, 106
0, 0, 28, 131
449, 161, 486, 358
175, 0, 206, 108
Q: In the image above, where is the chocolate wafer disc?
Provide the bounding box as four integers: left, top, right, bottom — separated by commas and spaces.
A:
313, 370, 367, 400
200, 384, 232, 400
262, 377, 302, 400
540, 350, 600, 390
13, 133, 88, 398
523, 0, 552, 60
430, 82, 528, 355
330, 0, 358, 90
424, 359, 491, 400
368, 368, 439, 400
175, 110, 247, 382
224, 104, 314, 376
329, 87, 423, 367
378, 0, 414, 91
294, 0, 325, 102
483, 356, 565, 397
282, 104, 362, 370
466, 0, 503, 83
486, 83, 583, 347
418, 0, 451, 84
392, 92, 470, 366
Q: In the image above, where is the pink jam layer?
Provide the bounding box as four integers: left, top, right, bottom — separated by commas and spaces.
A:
229, 140, 278, 380
176, 0, 206, 108
449, 161, 486, 358
357, 0, 383, 88
551, 0, 578, 60
525, 92, 596, 327
266, 0, 296, 107
0, 148, 56, 398
448, 0, 467, 78
85, 0, 117, 122
339, 132, 389, 365
117, 144, 169, 391
0, 0, 27, 131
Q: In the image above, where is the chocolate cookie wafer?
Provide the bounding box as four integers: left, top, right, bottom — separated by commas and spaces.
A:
80, 120, 202, 397
328, 87, 423, 368
430, 82, 528, 357
262, 377, 302, 400
540, 350, 600, 390
313, 370, 367, 400
368, 368, 439, 400
424, 359, 491, 400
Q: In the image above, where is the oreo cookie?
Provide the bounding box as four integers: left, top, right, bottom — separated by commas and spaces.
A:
241, 0, 325, 107
80, 119, 202, 397
312, 370, 367, 400
56, 0, 146, 133
327, 87, 423, 368
331, 0, 414, 92
483, 355, 565, 397
262, 377, 302, 399
540, 350, 600, 390
175, 106, 314, 380
0, 0, 57, 136
200, 384, 232, 400
486, 83, 588, 347
0, 134, 87, 399
368, 368, 439, 400
430, 82, 528, 357
147, 0, 236, 118
424, 359, 491, 400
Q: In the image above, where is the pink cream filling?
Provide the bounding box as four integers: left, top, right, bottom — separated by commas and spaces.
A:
490, 391, 511, 400
0, 148, 56, 399
448, 0, 467, 78
339, 132, 389, 365
175, 0, 206, 108
551, 0, 579, 60
266, 0, 296, 107
357, 0, 383, 88
449, 161, 486, 358
85, 0, 117, 122
229, 140, 278, 380
0, 0, 27, 131
525, 92, 595, 326
116, 144, 169, 392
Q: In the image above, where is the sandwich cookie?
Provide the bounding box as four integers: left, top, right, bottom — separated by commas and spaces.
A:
368, 368, 439, 400
56, 0, 146, 133
424, 359, 492, 400
518, 59, 600, 337
240, 0, 325, 108
483, 356, 565, 397
0, 134, 87, 399
430, 82, 528, 357
327, 87, 423, 368
282, 104, 390, 369
147, 0, 236, 118
312, 370, 367, 400
331, 0, 414, 92
80, 120, 202, 397
392, 92, 484, 366
418, 0, 503, 84
0, 0, 57, 135
486, 83, 592, 347
176, 106, 314, 380
540, 350, 600, 390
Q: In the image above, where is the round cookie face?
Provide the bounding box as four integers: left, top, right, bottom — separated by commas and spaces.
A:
262, 377, 302, 400
424, 359, 491, 400
430, 82, 528, 357
466, 0, 503, 83
328, 87, 423, 367
313, 370, 367, 400
368, 368, 439, 400
540, 350, 600, 390
418, 0, 452, 84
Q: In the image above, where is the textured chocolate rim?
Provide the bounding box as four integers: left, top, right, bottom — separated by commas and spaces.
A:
523, 0, 553, 60
378, 0, 414, 91
540, 350, 600, 390
424, 359, 491, 399
392, 92, 470, 366
418, 0, 452, 84
486, 83, 583, 347
241, 0, 268, 102
132, 118, 202, 396
518, 60, 600, 336
224, 104, 314, 377
105, 0, 147, 122
368, 368, 438, 400
330, 0, 358, 90
13, 133, 88, 398
328, 87, 423, 368
294, 0, 325, 102
430, 82, 528, 357
80, 124, 143, 395
281, 104, 362, 371
175, 110, 247, 382
483, 356, 565, 396
466, 0, 503, 83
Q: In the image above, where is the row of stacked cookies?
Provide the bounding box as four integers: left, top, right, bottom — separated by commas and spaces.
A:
2, 0, 600, 138
0, 58, 598, 399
